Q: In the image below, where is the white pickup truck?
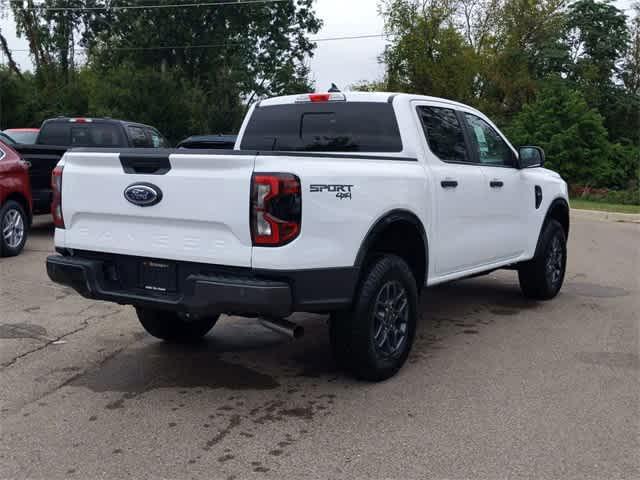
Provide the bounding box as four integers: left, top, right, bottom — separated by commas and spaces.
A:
46, 92, 569, 380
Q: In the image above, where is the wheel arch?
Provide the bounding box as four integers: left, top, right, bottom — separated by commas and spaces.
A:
354, 209, 429, 289
534, 197, 569, 258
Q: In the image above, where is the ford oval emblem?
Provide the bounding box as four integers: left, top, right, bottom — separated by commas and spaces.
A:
124, 183, 162, 207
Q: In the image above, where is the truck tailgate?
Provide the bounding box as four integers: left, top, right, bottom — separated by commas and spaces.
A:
58, 150, 255, 266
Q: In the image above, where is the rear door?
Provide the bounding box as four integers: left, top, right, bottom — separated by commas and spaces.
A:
413, 103, 490, 276
59, 149, 256, 266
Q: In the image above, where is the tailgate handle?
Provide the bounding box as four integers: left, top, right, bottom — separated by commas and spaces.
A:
120, 153, 171, 175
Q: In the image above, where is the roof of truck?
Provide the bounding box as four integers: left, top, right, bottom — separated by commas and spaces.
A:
41, 117, 157, 130
258, 91, 472, 111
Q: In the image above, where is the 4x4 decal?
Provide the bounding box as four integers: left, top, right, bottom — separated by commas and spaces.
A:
310, 184, 354, 200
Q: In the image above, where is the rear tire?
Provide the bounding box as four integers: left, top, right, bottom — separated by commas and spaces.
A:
518, 219, 567, 300
136, 308, 219, 342
330, 255, 418, 381
0, 200, 28, 257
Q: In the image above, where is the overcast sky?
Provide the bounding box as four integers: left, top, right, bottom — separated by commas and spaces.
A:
0, 0, 635, 92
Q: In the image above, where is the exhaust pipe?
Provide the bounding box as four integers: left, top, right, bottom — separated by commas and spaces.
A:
259, 317, 304, 339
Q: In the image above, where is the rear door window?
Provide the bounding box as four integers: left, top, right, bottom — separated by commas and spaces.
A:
240, 102, 403, 152
145, 128, 170, 148
417, 106, 469, 163
127, 126, 152, 147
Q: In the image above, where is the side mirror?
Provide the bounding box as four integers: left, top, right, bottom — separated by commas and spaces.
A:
518, 146, 545, 169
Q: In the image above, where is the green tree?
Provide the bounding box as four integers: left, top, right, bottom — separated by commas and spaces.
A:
479, 0, 567, 119
566, 0, 629, 86
564, 0, 636, 144
84, 0, 321, 101
379, 0, 478, 103
507, 84, 613, 186
82, 65, 226, 143
621, 6, 640, 96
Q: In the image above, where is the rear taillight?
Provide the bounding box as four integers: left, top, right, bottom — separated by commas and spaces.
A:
51, 165, 65, 229
251, 173, 301, 246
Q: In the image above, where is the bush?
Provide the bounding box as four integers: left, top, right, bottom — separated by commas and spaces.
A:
571, 186, 640, 205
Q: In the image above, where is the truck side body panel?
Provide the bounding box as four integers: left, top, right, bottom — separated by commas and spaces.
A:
251, 154, 428, 270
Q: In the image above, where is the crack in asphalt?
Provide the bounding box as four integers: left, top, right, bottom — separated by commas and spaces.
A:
0, 323, 145, 416
0, 308, 121, 370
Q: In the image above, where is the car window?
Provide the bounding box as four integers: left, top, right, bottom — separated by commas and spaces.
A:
38, 123, 69, 145
127, 126, 152, 148
5, 131, 37, 144
70, 124, 124, 147
463, 113, 515, 167
146, 128, 169, 148
240, 102, 403, 152
417, 106, 469, 163
0, 133, 16, 146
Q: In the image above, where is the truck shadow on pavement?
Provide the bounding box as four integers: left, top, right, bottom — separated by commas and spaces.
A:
69, 275, 541, 398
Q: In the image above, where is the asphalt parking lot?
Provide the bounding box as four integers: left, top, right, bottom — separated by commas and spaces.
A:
1, 213, 638, 480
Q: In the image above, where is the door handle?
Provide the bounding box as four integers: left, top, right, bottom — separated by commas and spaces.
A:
490, 180, 504, 188
440, 180, 458, 188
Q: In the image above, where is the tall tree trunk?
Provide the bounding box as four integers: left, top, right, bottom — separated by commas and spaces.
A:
0, 31, 23, 78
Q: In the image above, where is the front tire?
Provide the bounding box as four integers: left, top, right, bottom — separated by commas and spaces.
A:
330, 255, 418, 381
136, 308, 219, 342
518, 219, 567, 300
0, 200, 28, 257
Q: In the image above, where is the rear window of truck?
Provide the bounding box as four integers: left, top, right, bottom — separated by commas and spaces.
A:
240, 102, 403, 152
38, 122, 126, 147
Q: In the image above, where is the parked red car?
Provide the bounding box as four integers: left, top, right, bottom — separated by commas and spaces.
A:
0, 139, 31, 256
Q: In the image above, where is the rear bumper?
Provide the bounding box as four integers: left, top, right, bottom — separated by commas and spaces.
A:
46, 251, 357, 317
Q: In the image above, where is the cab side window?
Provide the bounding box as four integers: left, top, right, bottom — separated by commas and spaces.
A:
463, 113, 515, 167
417, 106, 469, 163
127, 126, 152, 148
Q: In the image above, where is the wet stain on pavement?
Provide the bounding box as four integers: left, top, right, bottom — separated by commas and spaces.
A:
105, 398, 125, 410
70, 343, 279, 407
0, 323, 48, 339
489, 308, 519, 315
565, 282, 629, 298
204, 415, 241, 450
576, 352, 639, 370
279, 406, 314, 420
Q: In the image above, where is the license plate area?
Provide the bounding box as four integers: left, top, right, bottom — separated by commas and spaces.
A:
139, 260, 177, 293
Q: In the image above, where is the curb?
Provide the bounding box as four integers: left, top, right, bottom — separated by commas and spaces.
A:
570, 208, 640, 223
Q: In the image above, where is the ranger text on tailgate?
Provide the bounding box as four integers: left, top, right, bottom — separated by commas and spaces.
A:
46, 92, 569, 381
